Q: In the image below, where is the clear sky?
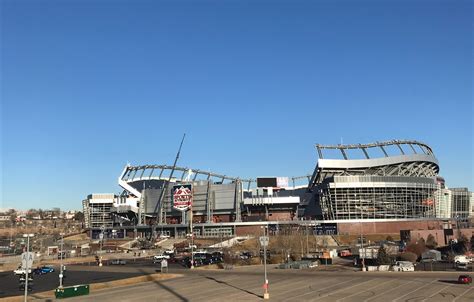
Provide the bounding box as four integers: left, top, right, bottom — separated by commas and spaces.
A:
1, 0, 472, 211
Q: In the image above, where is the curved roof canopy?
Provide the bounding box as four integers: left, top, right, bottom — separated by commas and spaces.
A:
309, 140, 439, 188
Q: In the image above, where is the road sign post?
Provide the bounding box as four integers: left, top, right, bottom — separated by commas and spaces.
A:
161, 259, 168, 273
22, 234, 34, 302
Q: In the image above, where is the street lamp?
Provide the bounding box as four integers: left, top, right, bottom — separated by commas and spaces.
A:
357, 194, 365, 271
189, 208, 194, 270
260, 225, 269, 300
22, 233, 34, 302
59, 233, 65, 288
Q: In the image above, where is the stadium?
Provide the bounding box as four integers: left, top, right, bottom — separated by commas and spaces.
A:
82, 139, 470, 237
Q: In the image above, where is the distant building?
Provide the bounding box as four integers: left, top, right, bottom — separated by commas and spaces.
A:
450, 188, 471, 220
469, 191, 474, 218
64, 210, 77, 220
82, 194, 115, 228
434, 188, 452, 219
0, 216, 11, 221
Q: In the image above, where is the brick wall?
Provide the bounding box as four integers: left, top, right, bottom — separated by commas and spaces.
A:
337, 220, 445, 235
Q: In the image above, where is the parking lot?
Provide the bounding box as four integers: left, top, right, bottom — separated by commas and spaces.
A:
1, 259, 473, 301
0, 258, 184, 299
53, 266, 473, 302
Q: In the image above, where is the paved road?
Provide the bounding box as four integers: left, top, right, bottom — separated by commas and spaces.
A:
0, 258, 184, 298
51, 266, 473, 302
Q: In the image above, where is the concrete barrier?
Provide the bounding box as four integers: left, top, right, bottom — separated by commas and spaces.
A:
367, 266, 378, 271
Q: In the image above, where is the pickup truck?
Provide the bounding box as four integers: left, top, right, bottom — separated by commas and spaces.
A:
13, 266, 32, 276
153, 254, 170, 263
392, 261, 415, 272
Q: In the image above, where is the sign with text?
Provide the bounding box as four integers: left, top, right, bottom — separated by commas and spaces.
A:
21, 252, 34, 269
259, 236, 269, 247
172, 184, 193, 211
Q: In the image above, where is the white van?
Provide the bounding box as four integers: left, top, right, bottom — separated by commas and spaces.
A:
392, 261, 415, 272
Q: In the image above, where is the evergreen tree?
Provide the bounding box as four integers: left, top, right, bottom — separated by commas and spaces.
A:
377, 246, 391, 265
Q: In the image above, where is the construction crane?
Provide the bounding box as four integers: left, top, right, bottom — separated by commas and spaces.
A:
149, 133, 186, 240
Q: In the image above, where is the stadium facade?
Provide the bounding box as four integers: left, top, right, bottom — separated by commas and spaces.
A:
308, 140, 439, 220
82, 139, 473, 237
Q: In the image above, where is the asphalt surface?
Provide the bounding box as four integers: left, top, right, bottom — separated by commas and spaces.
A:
62, 267, 474, 302
0, 258, 184, 299
1, 261, 473, 301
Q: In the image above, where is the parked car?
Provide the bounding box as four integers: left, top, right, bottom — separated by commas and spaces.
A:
454, 255, 470, 264
240, 251, 252, 259
13, 266, 31, 276
153, 254, 170, 262
164, 249, 175, 255
458, 275, 472, 284
111, 259, 127, 265
392, 261, 415, 272
339, 250, 352, 257
32, 266, 55, 275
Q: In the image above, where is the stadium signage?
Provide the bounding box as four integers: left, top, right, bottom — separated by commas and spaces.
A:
172, 184, 193, 211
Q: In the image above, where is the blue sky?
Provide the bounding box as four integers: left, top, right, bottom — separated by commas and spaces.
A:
1, 0, 472, 210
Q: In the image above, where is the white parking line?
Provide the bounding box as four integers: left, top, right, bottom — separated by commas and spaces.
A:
392, 279, 438, 302
336, 278, 393, 302
421, 285, 450, 302
312, 278, 375, 301
272, 276, 338, 297
452, 286, 473, 302
364, 279, 413, 302
289, 277, 360, 300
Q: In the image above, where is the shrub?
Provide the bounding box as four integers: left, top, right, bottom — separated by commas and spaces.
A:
399, 252, 417, 263
406, 239, 426, 257
426, 234, 437, 249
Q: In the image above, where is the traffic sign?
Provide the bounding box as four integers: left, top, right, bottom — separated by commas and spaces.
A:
259, 236, 269, 247
21, 252, 34, 269
99, 233, 104, 240
161, 259, 168, 268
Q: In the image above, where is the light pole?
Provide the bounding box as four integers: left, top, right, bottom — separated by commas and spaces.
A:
23, 233, 34, 302
190, 208, 194, 269
359, 201, 365, 271
261, 225, 269, 300
99, 225, 105, 267
59, 233, 64, 288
